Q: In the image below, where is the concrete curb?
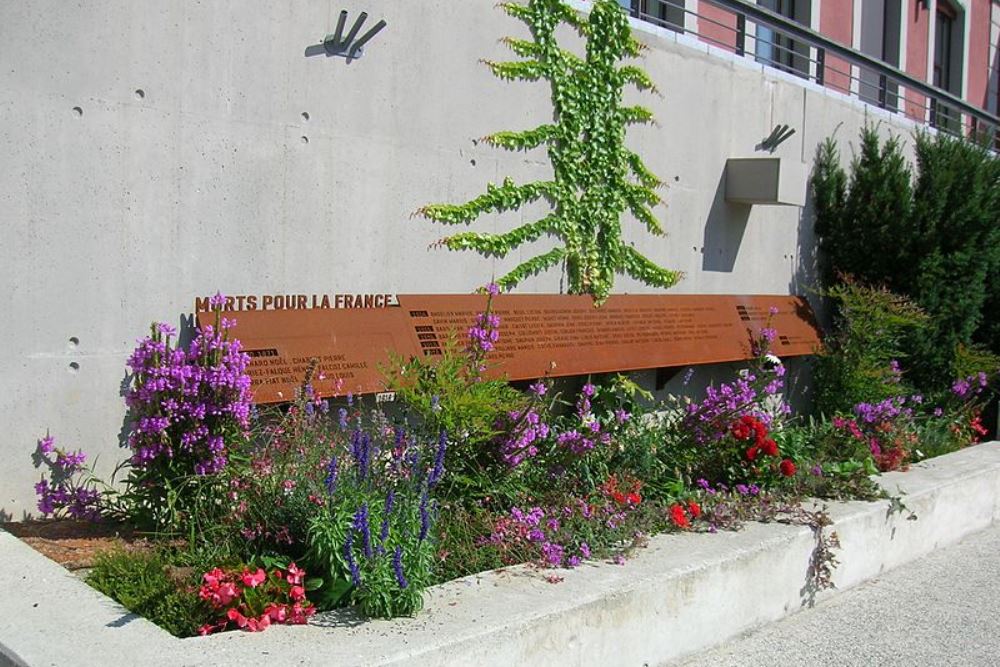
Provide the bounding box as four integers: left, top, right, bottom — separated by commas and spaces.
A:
3, 442, 999, 666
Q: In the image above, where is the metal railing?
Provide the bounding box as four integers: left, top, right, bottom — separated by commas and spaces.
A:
626, 0, 1000, 142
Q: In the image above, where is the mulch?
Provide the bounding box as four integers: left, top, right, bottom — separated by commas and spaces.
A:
3, 519, 149, 570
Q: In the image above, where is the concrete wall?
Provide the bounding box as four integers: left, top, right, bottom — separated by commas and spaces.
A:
0, 0, 927, 515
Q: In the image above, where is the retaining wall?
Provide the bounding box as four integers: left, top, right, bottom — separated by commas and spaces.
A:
2, 442, 998, 666
0, 0, 927, 512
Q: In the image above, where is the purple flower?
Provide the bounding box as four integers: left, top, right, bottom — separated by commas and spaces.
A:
354, 504, 373, 559
579, 542, 591, 559
38, 435, 56, 455
155, 322, 177, 337
393, 546, 408, 589
380, 491, 395, 543
540, 542, 564, 567
529, 380, 547, 397
428, 430, 447, 488
324, 456, 338, 495
344, 530, 361, 586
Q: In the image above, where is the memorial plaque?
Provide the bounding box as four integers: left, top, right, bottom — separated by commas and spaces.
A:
196, 294, 822, 404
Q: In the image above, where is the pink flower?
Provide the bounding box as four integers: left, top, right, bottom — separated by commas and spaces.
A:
285, 563, 305, 585
265, 603, 288, 623
289, 585, 306, 602
202, 568, 225, 587
197, 625, 213, 636
289, 602, 315, 624
227, 608, 248, 628
241, 568, 266, 588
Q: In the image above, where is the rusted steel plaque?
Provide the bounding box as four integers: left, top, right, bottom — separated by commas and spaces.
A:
196, 294, 822, 404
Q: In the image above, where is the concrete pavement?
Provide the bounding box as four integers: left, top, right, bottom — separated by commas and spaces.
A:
674, 521, 1000, 667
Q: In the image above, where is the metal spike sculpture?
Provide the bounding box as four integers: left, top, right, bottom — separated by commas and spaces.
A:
323, 11, 387, 60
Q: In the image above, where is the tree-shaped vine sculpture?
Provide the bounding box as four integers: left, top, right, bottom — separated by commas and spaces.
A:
417, 0, 681, 303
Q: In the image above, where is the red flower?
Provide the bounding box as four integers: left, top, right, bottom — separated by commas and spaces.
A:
761, 438, 779, 457
731, 421, 752, 440
687, 500, 702, 519
746, 445, 760, 461
612, 491, 626, 505
669, 504, 690, 529
779, 459, 796, 477
627, 492, 642, 505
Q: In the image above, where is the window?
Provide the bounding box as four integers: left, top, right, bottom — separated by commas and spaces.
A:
931, 0, 964, 130
630, 0, 686, 33
755, 0, 811, 78
858, 0, 902, 110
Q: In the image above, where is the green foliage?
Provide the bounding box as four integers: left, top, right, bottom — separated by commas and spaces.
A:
811, 127, 1000, 389
385, 336, 528, 501
812, 127, 913, 289
812, 279, 928, 416
777, 419, 882, 501
419, 0, 680, 302
952, 344, 1000, 381
305, 491, 433, 619
87, 548, 210, 638
907, 132, 1000, 385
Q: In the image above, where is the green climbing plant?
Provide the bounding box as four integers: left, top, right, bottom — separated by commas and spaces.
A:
418, 0, 681, 303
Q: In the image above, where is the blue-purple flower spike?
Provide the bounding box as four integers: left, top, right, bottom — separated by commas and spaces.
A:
324, 456, 338, 495
354, 504, 373, 559
380, 491, 395, 543
428, 430, 447, 488
393, 546, 408, 589
344, 530, 361, 586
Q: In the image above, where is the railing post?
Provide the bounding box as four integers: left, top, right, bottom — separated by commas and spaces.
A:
878, 73, 887, 109
735, 13, 746, 56
815, 48, 825, 87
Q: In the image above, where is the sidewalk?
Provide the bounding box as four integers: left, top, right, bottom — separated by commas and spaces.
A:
675, 521, 1000, 667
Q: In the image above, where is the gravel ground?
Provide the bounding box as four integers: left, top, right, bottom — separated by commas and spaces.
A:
672, 522, 1000, 667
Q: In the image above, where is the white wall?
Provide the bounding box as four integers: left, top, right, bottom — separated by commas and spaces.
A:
0, 0, 925, 515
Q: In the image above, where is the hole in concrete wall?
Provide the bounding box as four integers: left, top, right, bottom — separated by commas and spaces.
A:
68, 337, 79, 347
470, 159, 477, 167
300, 136, 309, 144
68, 362, 80, 373
134, 89, 145, 100
301, 111, 310, 121
72, 106, 83, 117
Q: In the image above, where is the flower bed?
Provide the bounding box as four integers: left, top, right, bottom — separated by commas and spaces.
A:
18, 284, 995, 639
